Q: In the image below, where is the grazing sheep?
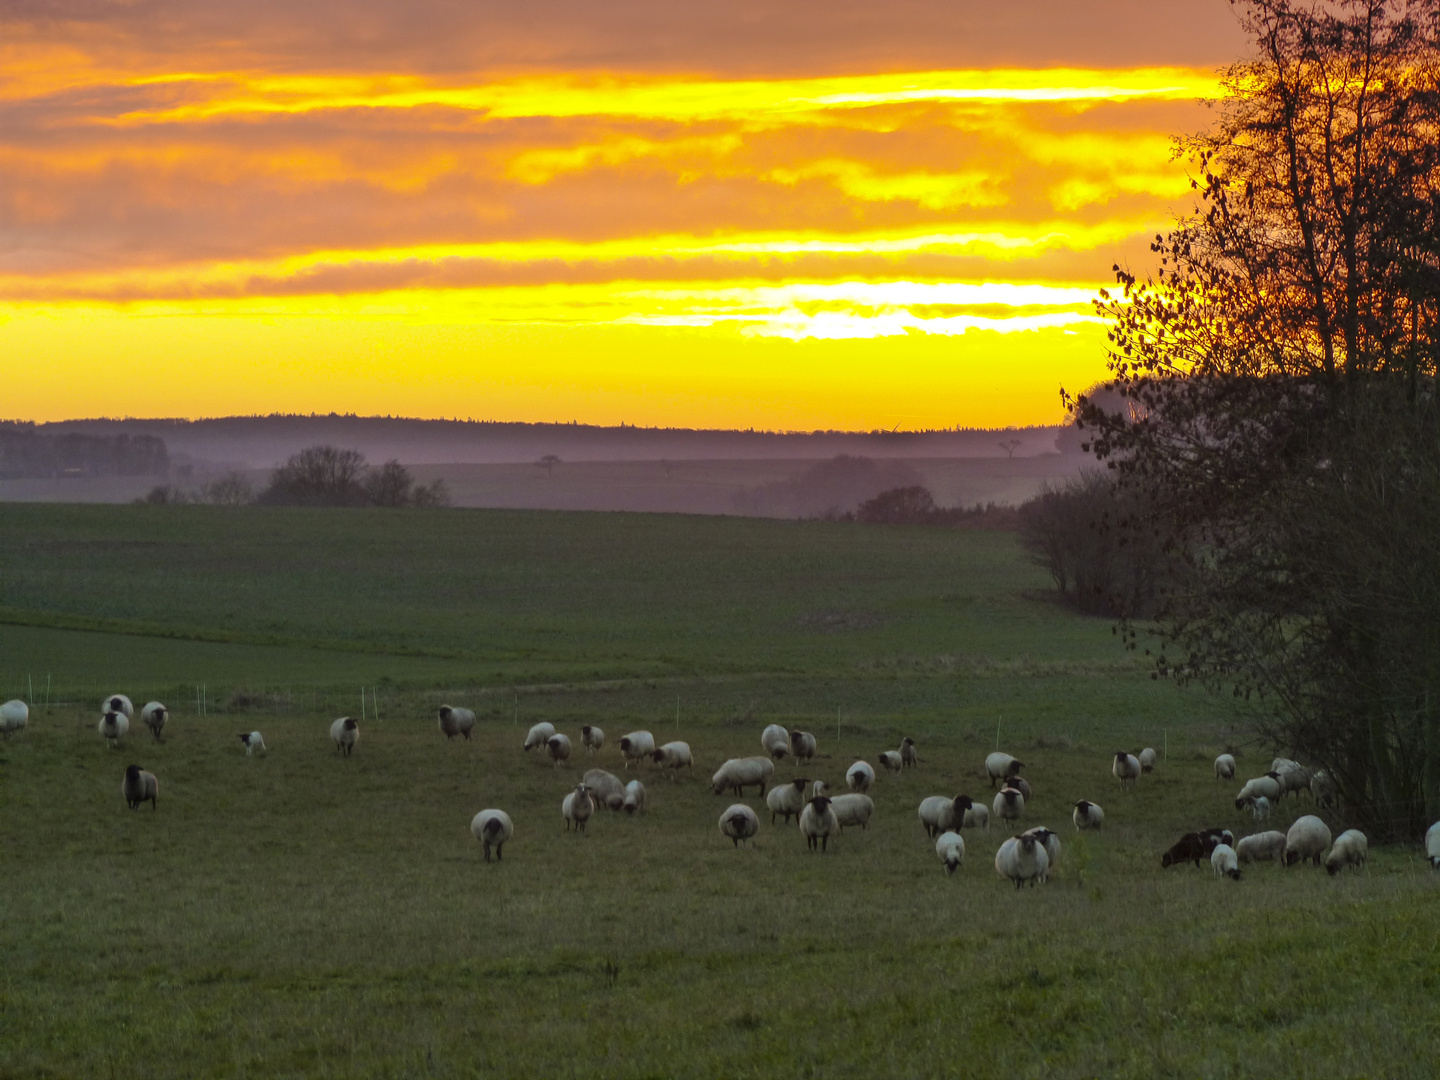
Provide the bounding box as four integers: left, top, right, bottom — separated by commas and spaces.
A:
619, 731, 656, 769
651, 741, 694, 777
1214, 753, 1236, 781
102, 694, 134, 719
1138, 747, 1157, 773
1284, 815, 1333, 867
98, 711, 129, 748
1211, 844, 1241, 880
1234, 775, 1282, 811
711, 756, 775, 797
546, 733, 572, 768
846, 761, 876, 793
830, 793, 874, 831
121, 764, 158, 811
623, 780, 646, 814
789, 730, 817, 764
139, 701, 167, 741
1273, 760, 1311, 800
583, 769, 627, 810
437, 705, 475, 741
1072, 800, 1104, 830
562, 784, 595, 833
1426, 821, 1440, 869
1245, 795, 1272, 822
1236, 831, 1287, 865
1022, 826, 1061, 882
900, 737, 918, 768
1162, 831, 1221, 868
330, 716, 358, 757
811, 779, 830, 798
238, 731, 267, 756
799, 796, 839, 852
918, 795, 972, 838
581, 725, 605, 754
1310, 769, 1338, 810
962, 802, 990, 830
995, 833, 1050, 889
719, 804, 760, 847
470, 809, 513, 862
1004, 775, 1032, 801
1113, 752, 1141, 791
760, 724, 790, 759
1200, 826, 1235, 849
1325, 829, 1368, 875
523, 722, 556, 751
993, 786, 1025, 827
985, 752, 1023, 787
766, 778, 809, 824
877, 751, 903, 774
0, 699, 28, 737
935, 830, 965, 875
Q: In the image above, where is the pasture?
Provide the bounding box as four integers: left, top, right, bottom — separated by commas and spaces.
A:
0, 505, 1436, 1078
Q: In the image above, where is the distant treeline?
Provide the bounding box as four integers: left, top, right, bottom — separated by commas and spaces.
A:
0, 424, 168, 479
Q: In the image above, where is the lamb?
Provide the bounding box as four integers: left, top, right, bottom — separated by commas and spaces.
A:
562, 784, 594, 833
711, 756, 775, 797
1244, 795, 1272, 822
935, 830, 965, 875
1325, 829, 1368, 875
830, 793, 874, 831
437, 706, 476, 741
993, 786, 1025, 827
619, 731, 656, 769
1284, 815, 1332, 867
1072, 800, 1104, 830
1162, 831, 1221, 868
1426, 821, 1440, 869
581, 725, 605, 754
623, 780, 646, 814
546, 733, 573, 768
651, 741, 694, 776
962, 802, 990, 830
799, 795, 839, 852
1234, 775, 1282, 810
470, 809, 513, 862
877, 751, 903, 774
761, 724, 790, 759
330, 716, 358, 757
1004, 775, 1032, 801
766, 778, 809, 824
98, 710, 129, 748
1113, 752, 1141, 791
986, 752, 1023, 787
1138, 747, 1157, 773
0, 699, 28, 737
1211, 843, 1241, 880
719, 804, 760, 847
900, 737, 918, 768
121, 764, 158, 811
1236, 831, 1287, 865
1214, 753, 1236, 781
995, 833, 1050, 889
1200, 826, 1235, 849
238, 731, 268, 756
789, 730, 817, 764
918, 795, 972, 838
523, 722, 556, 751
102, 694, 134, 719
846, 761, 876, 793
1022, 826, 1061, 881
140, 701, 167, 742
583, 769, 627, 810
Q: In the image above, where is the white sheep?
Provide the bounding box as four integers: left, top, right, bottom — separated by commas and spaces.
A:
719, 803, 760, 847
830, 793, 874, 831
1310, 769, 1338, 809
900, 737, 918, 768
711, 756, 775, 797
760, 724, 790, 759
562, 784, 594, 832
963, 802, 990, 830
935, 830, 965, 875
121, 764, 158, 811
98, 710, 129, 748
470, 809, 513, 861
846, 761, 876, 792
583, 769, 626, 810
1112, 752, 1141, 791
766, 778, 809, 824
788, 730, 817, 763
918, 795, 972, 838
1211, 843, 1241, 880
1138, 747, 1157, 773
799, 795, 839, 852
1214, 753, 1237, 781
1004, 775, 1032, 801
0, 699, 28, 737
330, 716, 358, 757
623, 779, 646, 814
1284, 815, 1332, 867
102, 694, 134, 719
1428, 821, 1440, 869
1235, 775, 1282, 810
238, 731, 267, 756
1325, 829, 1368, 875
1022, 826, 1062, 882
1246, 795, 1272, 822
523, 722, 556, 752
437, 706, 475, 741
993, 786, 1025, 826
995, 833, 1049, 888
619, 731, 656, 769
811, 779, 829, 798
581, 725, 605, 754
651, 741, 693, 777
140, 701, 167, 742
546, 733, 572, 768
1236, 830, 1287, 865
1072, 800, 1104, 830
877, 751, 902, 774
986, 752, 1023, 788
1273, 760, 1311, 799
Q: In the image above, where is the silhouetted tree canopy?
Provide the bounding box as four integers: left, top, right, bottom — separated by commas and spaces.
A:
259, 445, 449, 508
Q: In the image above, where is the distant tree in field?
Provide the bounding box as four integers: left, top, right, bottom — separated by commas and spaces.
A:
855, 486, 936, 524
140, 485, 188, 505
261, 445, 368, 506
202, 472, 254, 505
999, 439, 1021, 458
538, 454, 561, 477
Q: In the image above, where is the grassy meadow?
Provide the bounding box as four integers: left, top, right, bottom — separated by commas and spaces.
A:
1, 504, 1437, 1078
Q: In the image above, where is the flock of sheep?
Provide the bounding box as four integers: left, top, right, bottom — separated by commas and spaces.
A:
9, 692, 1440, 882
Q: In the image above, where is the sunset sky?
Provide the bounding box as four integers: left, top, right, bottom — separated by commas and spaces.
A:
1, 1, 1247, 429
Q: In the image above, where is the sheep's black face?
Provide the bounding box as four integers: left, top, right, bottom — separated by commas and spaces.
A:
344, 719, 357, 731
1161, 851, 1174, 868
125, 765, 140, 780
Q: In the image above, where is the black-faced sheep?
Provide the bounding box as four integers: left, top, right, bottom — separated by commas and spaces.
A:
99, 711, 129, 748
623, 780, 646, 814
121, 764, 158, 811
438, 705, 475, 740
789, 730, 817, 764
900, 737, 918, 768
1236, 830, 1287, 865
562, 784, 594, 832
546, 733, 572, 768
985, 752, 1023, 787
140, 701, 167, 741
1113, 752, 1141, 791
102, 694, 134, 719
651, 741, 693, 776
238, 731, 267, 756
877, 751, 903, 774
1072, 800, 1104, 830
993, 786, 1025, 827
719, 804, 759, 847
583, 769, 626, 811
330, 716, 358, 757
619, 731, 656, 769
799, 795, 839, 852
470, 809, 513, 861
1138, 747, 1157, 773
581, 725, 605, 754
846, 761, 876, 793
1162, 831, 1220, 868
995, 833, 1049, 888
918, 794, 972, 838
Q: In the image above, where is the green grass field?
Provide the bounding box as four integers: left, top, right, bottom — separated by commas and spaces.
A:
1, 505, 1436, 1078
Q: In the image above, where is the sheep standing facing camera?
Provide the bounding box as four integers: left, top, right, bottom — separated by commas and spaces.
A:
102, 694, 134, 719
935, 831, 964, 875
121, 764, 158, 811
470, 809, 513, 862
789, 730, 817, 764
581, 725, 605, 754
995, 833, 1049, 888
846, 761, 876, 793
799, 796, 839, 852
1138, 748, 1157, 773
1072, 800, 1104, 830
438, 706, 475, 741
1214, 753, 1236, 781
546, 733, 572, 768
900, 737, 918, 768
99, 711, 129, 748
238, 731, 268, 756
719, 804, 759, 847
330, 717, 358, 757
140, 702, 167, 741
0, 699, 28, 737
562, 785, 594, 833
1022, 826, 1062, 882
760, 724, 790, 759
993, 786, 1025, 827
1113, 752, 1141, 791
523, 722, 556, 752
623, 780, 646, 814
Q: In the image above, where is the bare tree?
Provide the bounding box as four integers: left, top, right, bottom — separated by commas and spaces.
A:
537, 454, 561, 478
